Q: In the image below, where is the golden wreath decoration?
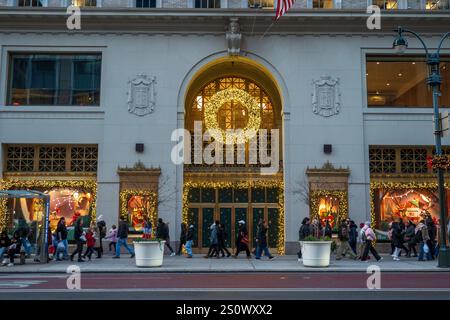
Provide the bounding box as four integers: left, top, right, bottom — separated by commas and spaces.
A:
203, 88, 261, 143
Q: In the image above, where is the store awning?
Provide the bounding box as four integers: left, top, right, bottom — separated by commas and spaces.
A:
0, 190, 48, 199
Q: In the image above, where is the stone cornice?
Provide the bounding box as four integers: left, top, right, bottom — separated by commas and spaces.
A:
0, 8, 449, 34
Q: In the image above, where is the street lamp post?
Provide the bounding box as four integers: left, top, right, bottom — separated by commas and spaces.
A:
393, 27, 450, 268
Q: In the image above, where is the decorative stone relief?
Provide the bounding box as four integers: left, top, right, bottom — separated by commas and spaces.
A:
127, 73, 156, 117
226, 17, 241, 56
312, 76, 341, 117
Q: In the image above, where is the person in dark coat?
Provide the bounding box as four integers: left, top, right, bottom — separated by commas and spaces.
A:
185, 225, 194, 258
70, 218, 85, 262
177, 223, 187, 255
3, 230, 22, 267
218, 223, 231, 258
233, 220, 250, 258
324, 220, 333, 238
113, 217, 135, 258
297, 217, 311, 260
205, 220, 220, 258
405, 220, 417, 257
55, 217, 68, 260
156, 218, 175, 256
426, 216, 437, 260
391, 221, 405, 261
348, 220, 358, 254
255, 221, 274, 260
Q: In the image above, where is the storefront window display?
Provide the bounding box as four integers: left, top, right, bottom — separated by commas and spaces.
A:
119, 190, 157, 233
9, 187, 93, 232
374, 188, 442, 229
309, 190, 348, 230
317, 195, 340, 228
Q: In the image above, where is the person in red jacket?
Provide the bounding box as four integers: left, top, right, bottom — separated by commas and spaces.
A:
82, 227, 95, 261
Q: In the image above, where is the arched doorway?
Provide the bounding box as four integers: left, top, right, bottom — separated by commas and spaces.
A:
183, 58, 284, 254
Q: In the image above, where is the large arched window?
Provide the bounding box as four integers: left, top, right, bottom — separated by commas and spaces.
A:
188, 77, 275, 132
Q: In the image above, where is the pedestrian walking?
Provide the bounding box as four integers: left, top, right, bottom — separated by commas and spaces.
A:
82, 227, 96, 261
405, 220, 417, 257
311, 219, 322, 238
391, 221, 405, 261
361, 221, 382, 262
55, 217, 68, 260
96, 215, 106, 256
324, 220, 333, 238
70, 218, 85, 262
348, 220, 358, 255
113, 217, 135, 259
0, 231, 11, 264
105, 225, 118, 252
233, 220, 250, 258
17, 218, 31, 257
185, 225, 194, 258
218, 223, 231, 258
92, 223, 102, 258
297, 217, 311, 261
336, 222, 357, 260
426, 216, 437, 260
177, 223, 187, 255
156, 218, 175, 256
416, 220, 432, 261
143, 216, 152, 239
205, 221, 220, 258
255, 220, 274, 260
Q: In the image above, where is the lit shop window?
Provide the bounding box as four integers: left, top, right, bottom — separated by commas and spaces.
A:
127, 195, 156, 233
9, 188, 93, 232
317, 195, 339, 228
248, 0, 274, 8
375, 188, 442, 230
426, 0, 449, 9
366, 56, 450, 107
8, 53, 101, 106
372, 0, 399, 9
195, 0, 220, 8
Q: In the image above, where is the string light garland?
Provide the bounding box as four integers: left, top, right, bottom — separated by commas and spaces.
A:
182, 180, 285, 255
369, 181, 450, 228
119, 189, 158, 228
430, 155, 450, 170
0, 179, 97, 231
309, 190, 348, 226
204, 88, 262, 143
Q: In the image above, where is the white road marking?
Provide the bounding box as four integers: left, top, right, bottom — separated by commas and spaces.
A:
0, 280, 47, 288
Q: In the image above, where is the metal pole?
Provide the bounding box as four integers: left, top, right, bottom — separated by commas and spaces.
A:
430, 61, 450, 267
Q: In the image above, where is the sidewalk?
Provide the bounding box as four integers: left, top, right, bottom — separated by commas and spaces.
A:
0, 254, 447, 273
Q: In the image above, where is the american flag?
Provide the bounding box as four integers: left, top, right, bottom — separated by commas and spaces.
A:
275, 0, 295, 20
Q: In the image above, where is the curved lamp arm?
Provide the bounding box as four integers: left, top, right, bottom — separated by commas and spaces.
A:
397, 27, 430, 58
437, 31, 450, 56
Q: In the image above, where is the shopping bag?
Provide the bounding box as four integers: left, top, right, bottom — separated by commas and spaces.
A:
57, 241, 65, 251
423, 243, 430, 254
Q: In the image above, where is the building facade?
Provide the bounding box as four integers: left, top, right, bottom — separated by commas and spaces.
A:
1, 0, 450, 253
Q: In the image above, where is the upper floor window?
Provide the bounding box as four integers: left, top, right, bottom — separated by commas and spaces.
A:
195, 0, 220, 8
18, 0, 44, 6
248, 0, 274, 8
72, 0, 97, 6
372, 0, 400, 9
426, 0, 450, 9
312, 0, 334, 8
8, 53, 101, 106
136, 0, 156, 7
366, 55, 450, 108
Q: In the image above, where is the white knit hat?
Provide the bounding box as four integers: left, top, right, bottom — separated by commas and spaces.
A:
238, 220, 245, 224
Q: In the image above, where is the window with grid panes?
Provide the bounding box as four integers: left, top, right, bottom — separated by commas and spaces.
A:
369, 148, 396, 173
400, 148, 428, 173
5, 146, 35, 172
70, 146, 98, 172
38, 146, 66, 172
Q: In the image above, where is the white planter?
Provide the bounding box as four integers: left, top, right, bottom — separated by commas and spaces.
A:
133, 240, 165, 267
300, 241, 332, 267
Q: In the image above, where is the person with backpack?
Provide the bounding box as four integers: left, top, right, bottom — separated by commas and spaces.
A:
156, 218, 175, 256
185, 225, 195, 258
113, 217, 135, 259
218, 223, 231, 258
255, 220, 275, 260
177, 223, 187, 255
233, 220, 250, 259
336, 222, 357, 260
360, 221, 382, 262
297, 217, 311, 261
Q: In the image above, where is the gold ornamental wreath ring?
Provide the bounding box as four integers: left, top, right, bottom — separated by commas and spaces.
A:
204, 88, 262, 143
